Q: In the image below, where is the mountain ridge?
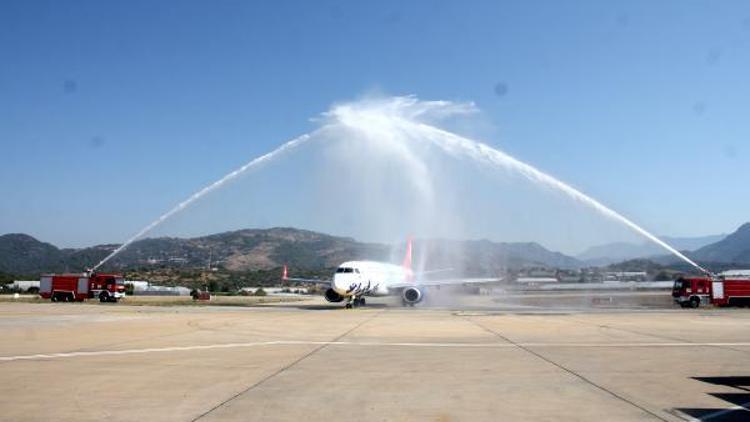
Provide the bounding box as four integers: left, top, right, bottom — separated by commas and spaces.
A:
577, 234, 727, 266
691, 223, 750, 265
0, 228, 582, 275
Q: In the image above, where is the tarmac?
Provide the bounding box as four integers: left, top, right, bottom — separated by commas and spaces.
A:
0, 294, 749, 421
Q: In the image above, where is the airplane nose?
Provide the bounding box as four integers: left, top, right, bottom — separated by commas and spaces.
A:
333, 276, 349, 295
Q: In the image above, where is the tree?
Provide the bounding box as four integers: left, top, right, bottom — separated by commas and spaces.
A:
654, 271, 673, 281
207, 280, 219, 292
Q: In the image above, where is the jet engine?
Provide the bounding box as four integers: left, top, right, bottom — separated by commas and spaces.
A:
402, 287, 423, 305
324, 288, 344, 303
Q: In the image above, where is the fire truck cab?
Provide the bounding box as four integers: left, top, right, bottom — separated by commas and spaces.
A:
39, 272, 126, 303
672, 277, 711, 308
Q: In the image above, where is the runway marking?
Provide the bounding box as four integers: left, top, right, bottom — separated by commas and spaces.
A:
461, 316, 671, 421
191, 310, 384, 421
2, 341, 750, 362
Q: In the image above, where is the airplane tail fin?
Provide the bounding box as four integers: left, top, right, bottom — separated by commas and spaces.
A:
282, 265, 288, 282
402, 237, 413, 280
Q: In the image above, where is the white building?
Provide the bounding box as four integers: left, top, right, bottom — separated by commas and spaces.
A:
603, 271, 648, 282
132, 284, 191, 296
240, 287, 309, 296
5, 280, 40, 292
515, 277, 558, 285
127, 280, 150, 291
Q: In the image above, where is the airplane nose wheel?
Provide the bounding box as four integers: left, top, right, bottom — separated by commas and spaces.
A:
346, 297, 366, 309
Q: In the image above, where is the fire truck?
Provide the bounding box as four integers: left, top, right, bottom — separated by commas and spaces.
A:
672, 275, 750, 308
39, 272, 126, 303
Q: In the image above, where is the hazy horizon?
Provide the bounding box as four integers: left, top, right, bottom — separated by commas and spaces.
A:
2, 222, 734, 257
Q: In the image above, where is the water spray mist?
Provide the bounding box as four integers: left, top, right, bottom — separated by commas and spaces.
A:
93, 96, 709, 276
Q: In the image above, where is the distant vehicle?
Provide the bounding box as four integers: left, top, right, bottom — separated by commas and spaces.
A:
39, 272, 126, 303
191, 289, 211, 301
672, 276, 750, 308
283, 238, 500, 308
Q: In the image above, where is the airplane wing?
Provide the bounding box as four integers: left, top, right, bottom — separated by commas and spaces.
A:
388, 277, 502, 289
282, 265, 331, 285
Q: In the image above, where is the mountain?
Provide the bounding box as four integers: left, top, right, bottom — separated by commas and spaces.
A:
577, 234, 726, 266
0, 234, 66, 274
408, 238, 581, 275
577, 242, 659, 266
112, 228, 390, 271
691, 223, 750, 265
604, 258, 669, 273
0, 228, 582, 275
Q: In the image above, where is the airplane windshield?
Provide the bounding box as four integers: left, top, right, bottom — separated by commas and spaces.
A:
336, 268, 354, 273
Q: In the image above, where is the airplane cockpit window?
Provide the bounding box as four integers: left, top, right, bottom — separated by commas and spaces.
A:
336, 268, 354, 273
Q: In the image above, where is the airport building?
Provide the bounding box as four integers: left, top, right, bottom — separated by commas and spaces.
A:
720, 269, 750, 278
129, 281, 191, 296
4, 280, 40, 292
515, 277, 558, 285
603, 271, 648, 282
240, 287, 309, 296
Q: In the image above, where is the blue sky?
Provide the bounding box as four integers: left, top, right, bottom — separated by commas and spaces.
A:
1, 1, 749, 253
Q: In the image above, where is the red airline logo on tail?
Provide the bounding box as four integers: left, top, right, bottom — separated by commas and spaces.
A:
282, 265, 288, 281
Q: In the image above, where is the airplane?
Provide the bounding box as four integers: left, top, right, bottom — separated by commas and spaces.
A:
282, 238, 501, 308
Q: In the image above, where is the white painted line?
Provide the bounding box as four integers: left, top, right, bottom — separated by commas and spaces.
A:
2, 341, 749, 362
0, 341, 281, 362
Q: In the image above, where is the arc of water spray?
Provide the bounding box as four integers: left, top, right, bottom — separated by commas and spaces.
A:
408, 120, 710, 275
92, 132, 315, 271
93, 97, 709, 276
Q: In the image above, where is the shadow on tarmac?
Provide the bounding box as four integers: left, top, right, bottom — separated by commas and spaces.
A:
272, 303, 391, 311
674, 376, 750, 421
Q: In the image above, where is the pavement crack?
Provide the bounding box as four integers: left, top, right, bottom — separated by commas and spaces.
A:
462, 315, 669, 422
190, 310, 383, 422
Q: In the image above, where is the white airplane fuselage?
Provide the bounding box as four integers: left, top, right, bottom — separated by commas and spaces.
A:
331, 260, 412, 297
284, 239, 494, 307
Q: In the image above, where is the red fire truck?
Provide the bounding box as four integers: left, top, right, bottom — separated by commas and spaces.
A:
39, 272, 127, 303
672, 276, 750, 308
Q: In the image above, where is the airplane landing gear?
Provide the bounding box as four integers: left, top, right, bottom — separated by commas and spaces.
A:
345, 297, 366, 309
